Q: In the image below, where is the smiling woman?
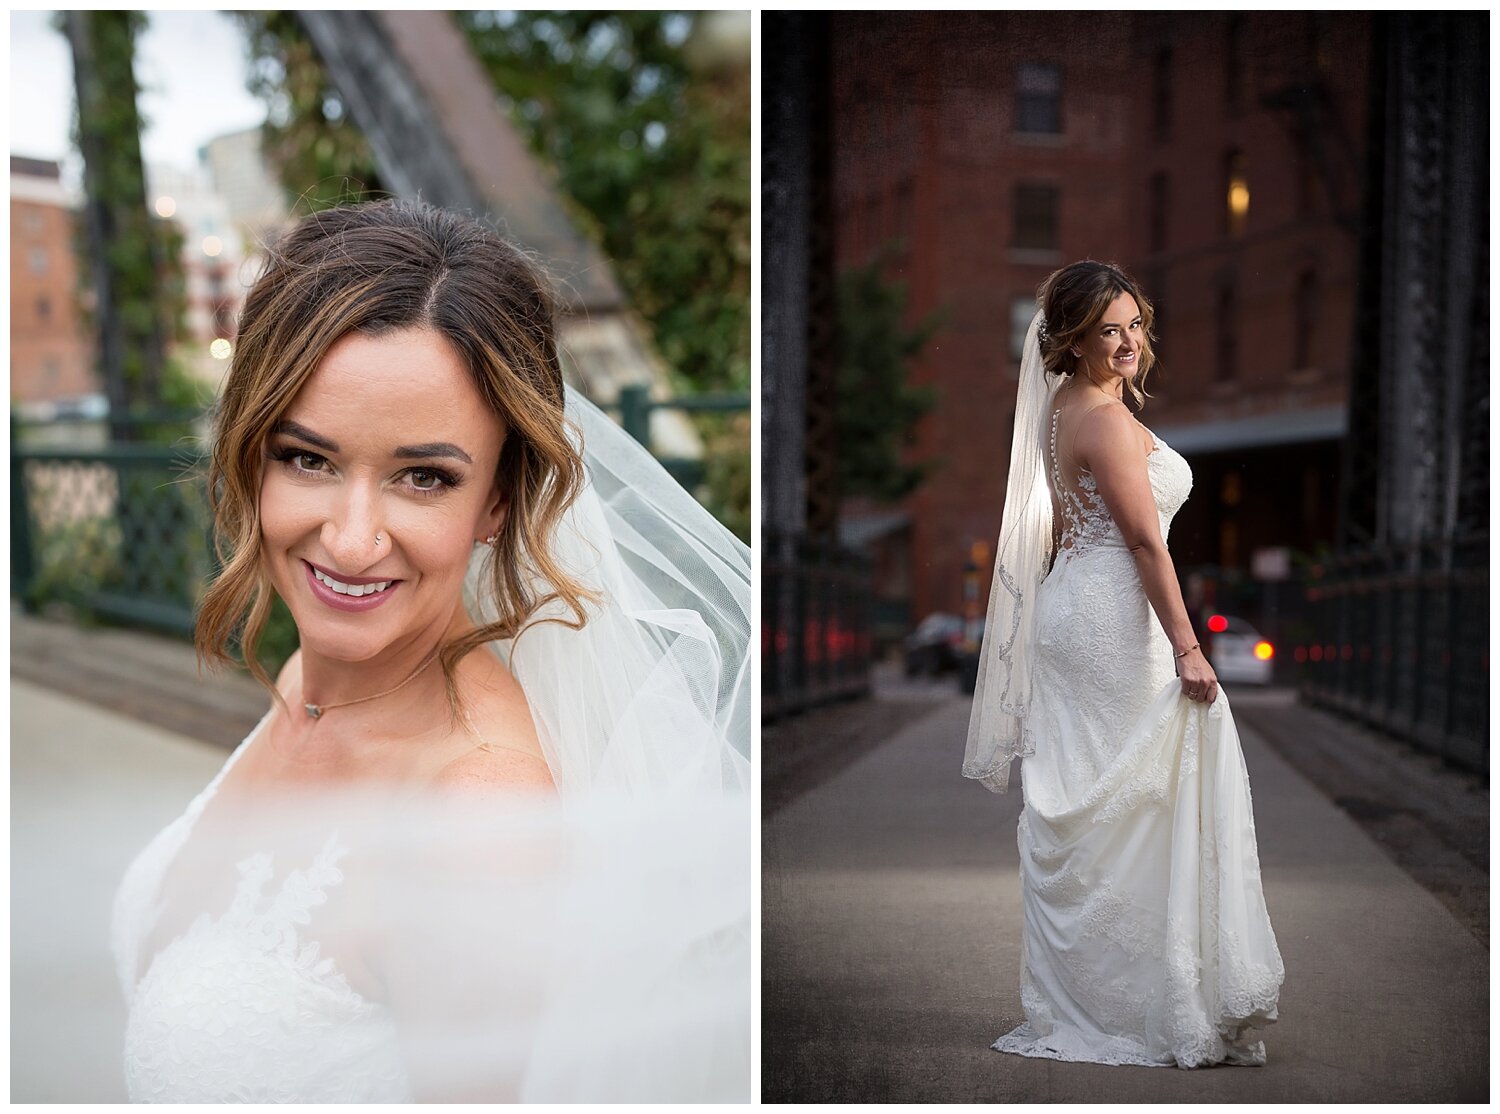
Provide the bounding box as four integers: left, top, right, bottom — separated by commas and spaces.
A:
110, 200, 750, 1101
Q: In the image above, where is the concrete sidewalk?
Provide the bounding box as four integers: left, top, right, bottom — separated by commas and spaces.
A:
11, 679, 226, 1103
763, 691, 1489, 1102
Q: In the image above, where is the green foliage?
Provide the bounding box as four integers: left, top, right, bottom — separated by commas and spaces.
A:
459, 13, 750, 534
26, 513, 121, 613
458, 11, 750, 395
62, 11, 179, 414
698, 410, 751, 543
235, 12, 383, 212
836, 251, 944, 503
252, 596, 301, 676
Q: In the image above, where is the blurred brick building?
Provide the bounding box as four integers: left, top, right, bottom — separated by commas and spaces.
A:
830, 12, 1370, 632
10, 156, 96, 406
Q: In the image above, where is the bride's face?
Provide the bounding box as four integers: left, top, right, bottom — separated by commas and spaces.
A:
1073, 292, 1143, 384
259, 327, 506, 663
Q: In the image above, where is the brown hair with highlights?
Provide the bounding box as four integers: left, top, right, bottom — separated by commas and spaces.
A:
1037, 260, 1158, 410
196, 199, 592, 706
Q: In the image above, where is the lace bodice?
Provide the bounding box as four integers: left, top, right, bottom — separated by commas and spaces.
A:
1048, 407, 1192, 563
112, 718, 414, 1104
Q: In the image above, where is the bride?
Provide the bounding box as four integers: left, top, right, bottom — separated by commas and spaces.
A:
964, 261, 1283, 1068
110, 200, 750, 1102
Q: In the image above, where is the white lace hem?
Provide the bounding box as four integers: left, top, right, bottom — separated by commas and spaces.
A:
992, 1019, 1270, 1070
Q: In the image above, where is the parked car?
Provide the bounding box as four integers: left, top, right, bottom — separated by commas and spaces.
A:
904, 612, 967, 676
1206, 613, 1274, 685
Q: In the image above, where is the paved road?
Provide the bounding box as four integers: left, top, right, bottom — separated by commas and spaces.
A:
763, 690, 1489, 1102
11, 680, 225, 1103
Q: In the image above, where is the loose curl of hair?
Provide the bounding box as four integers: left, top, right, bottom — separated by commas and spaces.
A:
196, 199, 594, 710
1037, 260, 1158, 411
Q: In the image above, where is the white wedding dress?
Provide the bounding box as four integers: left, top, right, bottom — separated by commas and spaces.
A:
112, 714, 416, 1104
111, 714, 751, 1103
992, 408, 1283, 1068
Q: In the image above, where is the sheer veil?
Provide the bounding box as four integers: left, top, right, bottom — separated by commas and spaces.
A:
963, 309, 1062, 793
467, 385, 751, 800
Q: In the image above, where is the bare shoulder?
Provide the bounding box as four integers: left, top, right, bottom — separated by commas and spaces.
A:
433, 744, 554, 795
431, 653, 554, 796
1074, 400, 1151, 466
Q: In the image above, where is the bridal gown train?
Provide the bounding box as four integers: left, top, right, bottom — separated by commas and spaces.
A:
992, 409, 1283, 1068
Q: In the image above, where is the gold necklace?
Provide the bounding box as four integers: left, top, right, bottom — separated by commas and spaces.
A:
302, 648, 442, 719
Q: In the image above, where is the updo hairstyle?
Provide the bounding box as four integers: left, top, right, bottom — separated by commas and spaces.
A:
1037, 260, 1158, 409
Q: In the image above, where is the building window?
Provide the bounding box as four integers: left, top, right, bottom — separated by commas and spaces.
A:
1010, 297, 1039, 362
1152, 46, 1173, 140
1215, 280, 1237, 381
36, 296, 52, 323
1144, 267, 1167, 362
1225, 14, 1246, 113
1225, 150, 1249, 236
1293, 269, 1319, 370
1015, 63, 1061, 135
28, 247, 49, 274
895, 177, 915, 255
1148, 173, 1169, 254
1013, 183, 1059, 252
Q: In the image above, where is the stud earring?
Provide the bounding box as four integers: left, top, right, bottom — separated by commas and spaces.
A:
374, 533, 384, 545
483, 533, 498, 546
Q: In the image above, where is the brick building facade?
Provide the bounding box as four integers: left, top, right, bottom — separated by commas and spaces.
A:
10, 157, 96, 405
830, 12, 1369, 629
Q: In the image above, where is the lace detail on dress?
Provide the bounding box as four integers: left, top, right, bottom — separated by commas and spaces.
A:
113, 718, 415, 1104
1048, 407, 1179, 567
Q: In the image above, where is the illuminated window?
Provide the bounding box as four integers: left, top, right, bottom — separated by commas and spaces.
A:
1225, 151, 1249, 236
1016, 63, 1061, 135
1013, 183, 1059, 251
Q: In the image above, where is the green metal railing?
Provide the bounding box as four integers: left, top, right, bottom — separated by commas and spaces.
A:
615, 384, 750, 490
12, 391, 748, 636
762, 527, 874, 720
11, 420, 212, 635
1299, 534, 1488, 774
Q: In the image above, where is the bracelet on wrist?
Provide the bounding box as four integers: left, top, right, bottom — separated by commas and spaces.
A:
1174, 643, 1199, 659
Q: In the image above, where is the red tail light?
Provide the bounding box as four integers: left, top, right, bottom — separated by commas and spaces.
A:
1208, 614, 1228, 633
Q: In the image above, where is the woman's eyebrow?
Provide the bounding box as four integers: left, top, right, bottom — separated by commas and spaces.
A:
270, 422, 473, 464
272, 420, 338, 452
394, 442, 474, 464
1099, 316, 1143, 329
